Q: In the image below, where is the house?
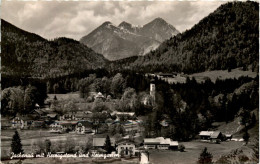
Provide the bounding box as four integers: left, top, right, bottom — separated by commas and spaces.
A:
199, 131, 214, 140
210, 131, 223, 142
11, 115, 35, 129
75, 121, 93, 134
111, 112, 136, 120
144, 137, 178, 150
47, 113, 59, 120
49, 121, 62, 133
75, 111, 85, 120
60, 112, 76, 121
60, 121, 78, 132
116, 139, 136, 156
95, 92, 106, 101
122, 120, 141, 134
93, 137, 116, 149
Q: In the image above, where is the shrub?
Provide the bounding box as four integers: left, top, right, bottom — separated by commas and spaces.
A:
178, 144, 185, 152
238, 155, 249, 162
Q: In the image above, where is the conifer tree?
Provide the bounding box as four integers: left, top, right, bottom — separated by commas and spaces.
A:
104, 135, 113, 154
198, 147, 213, 164
11, 130, 24, 154
243, 129, 250, 145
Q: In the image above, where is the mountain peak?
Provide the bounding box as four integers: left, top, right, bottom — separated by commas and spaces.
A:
101, 21, 113, 27
118, 21, 131, 27
154, 17, 166, 22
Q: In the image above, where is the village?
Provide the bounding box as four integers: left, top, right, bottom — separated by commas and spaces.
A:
1, 80, 249, 164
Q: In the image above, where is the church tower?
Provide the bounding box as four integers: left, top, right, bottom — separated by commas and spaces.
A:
150, 80, 156, 103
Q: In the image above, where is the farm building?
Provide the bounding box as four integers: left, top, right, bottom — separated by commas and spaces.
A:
199, 131, 225, 142
144, 137, 178, 150
199, 131, 214, 140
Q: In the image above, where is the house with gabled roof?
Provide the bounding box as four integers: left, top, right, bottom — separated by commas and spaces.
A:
49, 121, 62, 133
116, 139, 136, 156
199, 131, 214, 140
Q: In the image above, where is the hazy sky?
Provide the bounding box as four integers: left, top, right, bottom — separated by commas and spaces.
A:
1, 1, 226, 40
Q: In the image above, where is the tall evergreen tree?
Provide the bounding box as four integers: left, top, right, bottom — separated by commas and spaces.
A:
104, 135, 113, 154
11, 130, 24, 154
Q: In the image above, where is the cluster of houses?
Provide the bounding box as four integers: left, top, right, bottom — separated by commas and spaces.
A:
2, 102, 144, 136
91, 136, 179, 156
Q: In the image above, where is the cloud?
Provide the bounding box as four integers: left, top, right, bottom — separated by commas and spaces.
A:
1, 1, 225, 40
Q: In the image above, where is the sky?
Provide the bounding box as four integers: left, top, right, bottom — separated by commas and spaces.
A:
1, 1, 226, 41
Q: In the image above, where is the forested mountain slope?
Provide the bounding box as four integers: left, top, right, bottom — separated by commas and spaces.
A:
1, 20, 108, 78
124, 1, 259, 74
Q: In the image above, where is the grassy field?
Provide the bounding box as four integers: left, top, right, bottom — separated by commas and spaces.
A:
149, 140, 253, 164
1, 129, 93, 159
166, 68, 257, 84
2, 140, 252, 164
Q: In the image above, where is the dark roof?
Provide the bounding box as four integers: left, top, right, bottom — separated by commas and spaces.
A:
117, 139, 136, 145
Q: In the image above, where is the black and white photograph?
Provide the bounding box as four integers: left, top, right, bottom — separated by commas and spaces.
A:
0, 0, 259, 164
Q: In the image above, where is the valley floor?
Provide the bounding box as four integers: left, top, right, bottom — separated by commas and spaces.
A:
1, 139, 253, 164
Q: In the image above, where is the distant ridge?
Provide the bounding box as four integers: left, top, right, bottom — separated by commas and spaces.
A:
80, 18, 179, 61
